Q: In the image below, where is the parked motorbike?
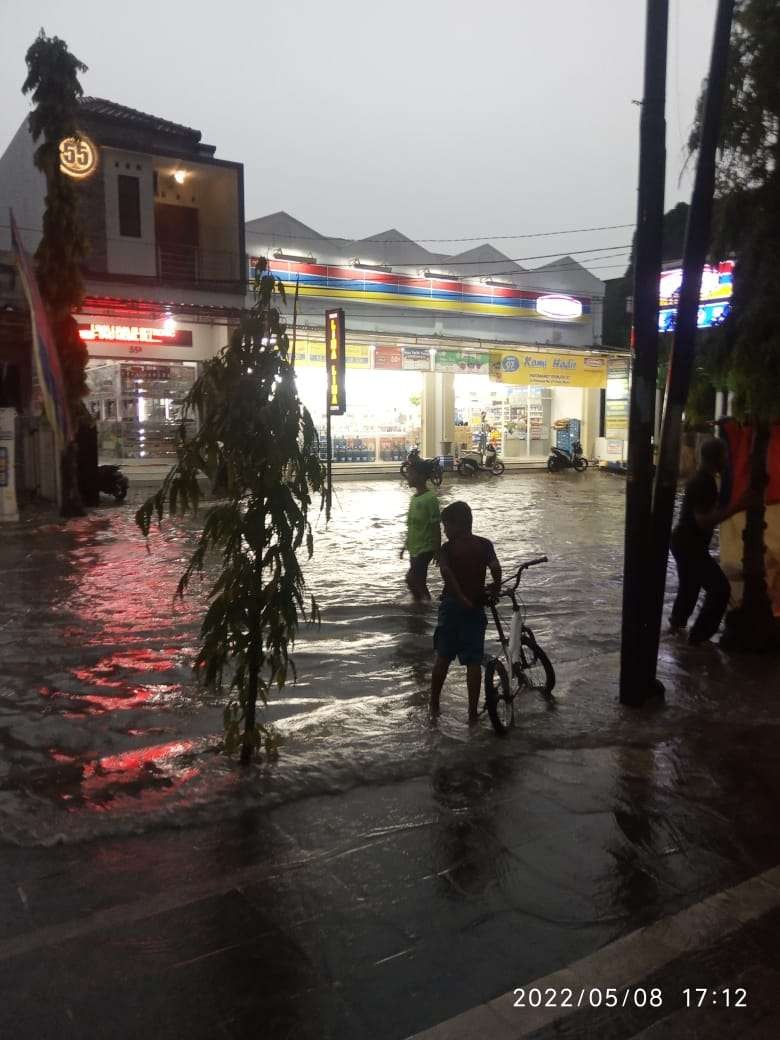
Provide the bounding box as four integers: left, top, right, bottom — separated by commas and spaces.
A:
400, 446, 443, 486
98, 464, 129, 503
547, 440, 588, 473
457, 443, 505, 477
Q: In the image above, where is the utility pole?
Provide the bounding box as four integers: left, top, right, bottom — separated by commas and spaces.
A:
619, 0, 669, 706
645, 0, 735, 679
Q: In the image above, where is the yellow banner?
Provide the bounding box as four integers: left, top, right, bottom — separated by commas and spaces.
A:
490, 350, 608, 389
293, 339, 370, 368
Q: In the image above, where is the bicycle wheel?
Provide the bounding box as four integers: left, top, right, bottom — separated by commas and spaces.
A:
492, 461, 506, 476
484, 658, 513, 734
515, 634, 555, 695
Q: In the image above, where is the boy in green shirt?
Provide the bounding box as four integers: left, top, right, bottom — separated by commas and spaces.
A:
400, 463, 441, 601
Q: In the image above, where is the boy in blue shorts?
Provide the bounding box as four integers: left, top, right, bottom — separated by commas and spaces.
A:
431, 500, 502, 721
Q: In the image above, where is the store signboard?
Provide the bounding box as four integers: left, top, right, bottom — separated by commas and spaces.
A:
78, 322, 193, 349
325, 308, 346, 415
402, 347, 431, 371
489, 351, 608, 389
435, 350, 489, 374
657, 260, 734, 332
374, 345, 403, 370
346, 344, 370, 368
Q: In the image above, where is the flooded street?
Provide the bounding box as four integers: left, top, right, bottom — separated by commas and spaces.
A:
2, 472, 779, 1039
1, 471, 631, 846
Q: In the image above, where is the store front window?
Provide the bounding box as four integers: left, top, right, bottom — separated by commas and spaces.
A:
453, 375, 552, 459
294, 367, 423, 462
86, 359, 199, 460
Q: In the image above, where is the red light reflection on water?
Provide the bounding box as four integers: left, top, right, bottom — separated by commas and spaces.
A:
49, 739, 202, 813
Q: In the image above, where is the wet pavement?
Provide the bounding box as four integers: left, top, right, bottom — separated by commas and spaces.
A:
1, 472, 779, 1038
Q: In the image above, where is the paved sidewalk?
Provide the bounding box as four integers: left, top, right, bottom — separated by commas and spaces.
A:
410, 866, 780, 1039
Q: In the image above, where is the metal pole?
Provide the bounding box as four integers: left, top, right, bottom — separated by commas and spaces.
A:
645, 0, 735, 680
619, 0, 669, 706
325, 392, 333, 522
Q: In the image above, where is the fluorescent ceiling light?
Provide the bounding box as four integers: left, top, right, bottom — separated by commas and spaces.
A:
273, 249, 316, 264
353, 259, 392, 272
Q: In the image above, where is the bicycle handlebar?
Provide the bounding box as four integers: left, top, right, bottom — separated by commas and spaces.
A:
500, 555, 549, 595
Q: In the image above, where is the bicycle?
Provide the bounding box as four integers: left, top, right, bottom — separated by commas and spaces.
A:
482, 556, 555, 734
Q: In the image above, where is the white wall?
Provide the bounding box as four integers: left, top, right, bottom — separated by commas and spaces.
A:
0, 122, 46, 254
551, 387, 584, 427
103, 148, 157, 276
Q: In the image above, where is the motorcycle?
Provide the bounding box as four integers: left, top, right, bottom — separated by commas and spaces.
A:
98, 464, 129, 503
400, 446, 443, 486
547, 439, 588, 474
457, 443, 505, 477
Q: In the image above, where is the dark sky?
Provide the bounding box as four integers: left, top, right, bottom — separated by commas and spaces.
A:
0, 0, 718, 277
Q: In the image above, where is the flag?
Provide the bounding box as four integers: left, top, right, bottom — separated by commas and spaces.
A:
9, 209, 72, 444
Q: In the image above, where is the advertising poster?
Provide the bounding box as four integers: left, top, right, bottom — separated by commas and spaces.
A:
489, 350, 608, 389
346, 344, 370, 368
0, 408, 19, 523
401, 347, 431, 371
374, 346, 403, 369
435, 350, 489, 374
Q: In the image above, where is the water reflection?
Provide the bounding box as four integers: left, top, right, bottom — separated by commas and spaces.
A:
1, 474, 633, 845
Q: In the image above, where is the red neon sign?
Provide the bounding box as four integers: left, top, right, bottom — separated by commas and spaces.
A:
78, 322, 193, 347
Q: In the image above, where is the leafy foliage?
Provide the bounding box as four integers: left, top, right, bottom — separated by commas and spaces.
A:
136, 264, 325, 760
23, 30, 89, 329
22, 30, 90, 516
689, 0, 780, 423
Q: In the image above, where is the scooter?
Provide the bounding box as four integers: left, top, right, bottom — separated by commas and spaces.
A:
400, 446, 443, 486
457, 443, 506, 477
98, 464, 129, 503
547, 440, 588, 473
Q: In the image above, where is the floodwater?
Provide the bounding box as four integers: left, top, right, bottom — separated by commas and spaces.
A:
5, 471, 780, 1040
0, 471, 621, 846
0, 471, 746, 849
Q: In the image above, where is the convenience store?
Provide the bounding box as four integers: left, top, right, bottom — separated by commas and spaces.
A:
244, 211, 616, 467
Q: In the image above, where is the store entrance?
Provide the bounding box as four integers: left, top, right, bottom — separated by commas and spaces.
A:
453, 375, 552, 460
86, 359, 199, 461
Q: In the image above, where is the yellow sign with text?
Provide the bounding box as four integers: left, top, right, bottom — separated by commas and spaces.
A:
490, 351, 608, 389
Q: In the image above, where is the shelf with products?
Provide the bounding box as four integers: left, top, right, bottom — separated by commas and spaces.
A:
314, 427, 421, 463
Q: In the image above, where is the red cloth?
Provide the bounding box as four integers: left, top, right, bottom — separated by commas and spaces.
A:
721, 420, 780, 506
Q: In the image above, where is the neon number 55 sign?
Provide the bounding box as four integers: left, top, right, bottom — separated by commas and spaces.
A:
59, 134, 98, 180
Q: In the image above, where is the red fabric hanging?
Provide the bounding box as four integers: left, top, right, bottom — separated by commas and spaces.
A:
721, 420, 780, 506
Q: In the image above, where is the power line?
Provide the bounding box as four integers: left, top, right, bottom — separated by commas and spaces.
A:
246, 221, 636, 246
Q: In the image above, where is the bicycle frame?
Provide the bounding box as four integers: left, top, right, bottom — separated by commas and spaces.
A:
487, 556, 548, 685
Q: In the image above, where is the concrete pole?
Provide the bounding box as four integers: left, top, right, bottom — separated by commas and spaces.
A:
619, 0, 669, 706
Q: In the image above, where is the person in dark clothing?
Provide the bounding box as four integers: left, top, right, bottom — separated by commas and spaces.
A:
430, 500, 501, 720
670, 437, 752, 645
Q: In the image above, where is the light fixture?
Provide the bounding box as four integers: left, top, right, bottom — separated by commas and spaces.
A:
273, 249, 317, 264
162, 316, 176, 335
352, 259, 392, 273
173, 170, 187, 185
485, 278, 516, 289
424, 269, 460, 281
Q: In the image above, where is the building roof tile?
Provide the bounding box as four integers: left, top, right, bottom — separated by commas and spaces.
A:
79, 97, 202, 142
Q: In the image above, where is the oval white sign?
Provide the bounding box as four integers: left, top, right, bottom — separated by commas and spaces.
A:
535, 294, 583, 320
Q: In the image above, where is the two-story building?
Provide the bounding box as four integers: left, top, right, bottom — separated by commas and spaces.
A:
0, 97, 244, 475
244, 211, 619, 464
